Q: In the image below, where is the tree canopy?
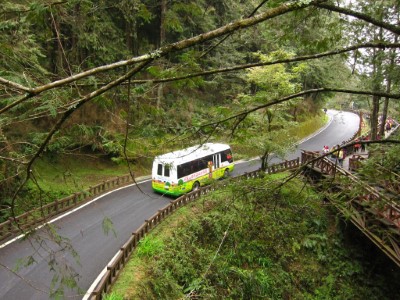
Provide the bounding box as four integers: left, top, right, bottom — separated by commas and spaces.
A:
1, 0, 400, 297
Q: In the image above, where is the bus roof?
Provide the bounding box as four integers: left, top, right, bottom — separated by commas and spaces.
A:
154, 143, 231, 165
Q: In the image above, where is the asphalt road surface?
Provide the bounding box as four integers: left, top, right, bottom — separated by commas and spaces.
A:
0, 110, 360, 299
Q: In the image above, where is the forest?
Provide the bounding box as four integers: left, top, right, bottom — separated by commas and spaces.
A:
1, 0, 400, 299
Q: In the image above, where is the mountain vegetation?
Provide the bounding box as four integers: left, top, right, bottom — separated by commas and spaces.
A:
108, 173, 400, 299
0, 0, 400, 298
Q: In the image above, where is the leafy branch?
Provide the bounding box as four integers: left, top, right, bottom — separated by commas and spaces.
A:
124, 42, 400, 85
198, 88, 400, 130
9, 60, 154, 228
0, 0, 324, 114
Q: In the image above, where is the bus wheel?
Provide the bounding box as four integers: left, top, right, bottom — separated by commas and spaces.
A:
192, 181, 200, 191
224, 169, 230, 178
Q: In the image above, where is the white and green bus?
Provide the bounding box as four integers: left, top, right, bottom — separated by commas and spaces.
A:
152, 143, 234, 196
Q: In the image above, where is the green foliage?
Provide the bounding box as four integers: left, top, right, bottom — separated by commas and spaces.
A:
353, 139, 400, 194
246, 51, 303, 99
102, 291, 124, 300
110, 173, 400, 299
136, 236, 164, 258
4, 1, 398, 298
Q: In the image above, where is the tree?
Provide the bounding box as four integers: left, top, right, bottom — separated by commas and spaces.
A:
343, 0, 399, 139
234, 50, 302, 170
1, 0, 400, 297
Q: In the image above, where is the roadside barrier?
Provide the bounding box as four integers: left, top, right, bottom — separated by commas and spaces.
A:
86, 114, 400, 297
301, 150, 400, 267
0, 174, 133, 242
88, 159, 300, 299
0, 158, 301, 243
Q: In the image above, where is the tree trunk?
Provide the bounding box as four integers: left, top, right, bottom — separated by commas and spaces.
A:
370, 24, 384, 140
157, 83, 163, 109
261, 151, 269, 171
160, 0, 167, 47
126, 16, 139, 56
50, 14, 64, 75
370, 95, 380, 140
378, 28, 397, 136
156, 0, 167, 109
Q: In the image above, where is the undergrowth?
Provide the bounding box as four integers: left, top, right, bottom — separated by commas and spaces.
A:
107, 173, 400, 299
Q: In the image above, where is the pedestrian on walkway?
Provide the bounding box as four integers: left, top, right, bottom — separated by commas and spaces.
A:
361, 135, 368, 152
331, 145, 337, 160
354, 139, 361, 153
338, 147, 344, 166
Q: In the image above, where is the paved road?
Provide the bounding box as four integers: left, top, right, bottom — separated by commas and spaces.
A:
0, 110, 359, 299
232, 109, 360, 174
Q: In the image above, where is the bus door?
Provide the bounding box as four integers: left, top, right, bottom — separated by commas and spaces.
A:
213, 153, 221, 170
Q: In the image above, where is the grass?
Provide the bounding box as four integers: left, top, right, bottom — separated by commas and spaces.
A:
108, 206, 192, 299
233, 112, 328, 159
288, 112, 329, 141
28, 112, 328, 198
31, 153, 149, 198
106, 172, 400, 299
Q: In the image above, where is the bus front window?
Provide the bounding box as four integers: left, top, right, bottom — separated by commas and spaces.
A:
222, 149, 233, 163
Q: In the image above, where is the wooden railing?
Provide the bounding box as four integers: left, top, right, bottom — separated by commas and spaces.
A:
301, 151, 337, 175
301, 150, 400, 267
0, 174, 133, 242
266, 158, 300, 174
88, 159, 301, 299
0, 158, 302, 243
330, 168, 400, 267
88, 117, 399, 297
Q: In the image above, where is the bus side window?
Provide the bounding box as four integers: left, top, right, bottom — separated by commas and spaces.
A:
198, 158, 206, 170
177, 163, 189, 178
157, 164, 163, 176
192, 160, 200, 173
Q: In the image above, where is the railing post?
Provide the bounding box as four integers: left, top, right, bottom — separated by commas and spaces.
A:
54, 199, 59, 213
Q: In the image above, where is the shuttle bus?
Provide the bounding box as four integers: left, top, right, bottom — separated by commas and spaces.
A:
152, 143, 234, 196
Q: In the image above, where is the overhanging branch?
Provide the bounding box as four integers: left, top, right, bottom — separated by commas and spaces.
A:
0, 0, 324, 110
126, 42, 400, 85
199, 88, 400, 129
315, 3, 400, 35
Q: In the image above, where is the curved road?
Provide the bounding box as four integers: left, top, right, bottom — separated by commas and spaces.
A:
0, 110, 359, 299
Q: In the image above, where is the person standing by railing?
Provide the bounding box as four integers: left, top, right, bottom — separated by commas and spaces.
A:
338, 148, 344, 166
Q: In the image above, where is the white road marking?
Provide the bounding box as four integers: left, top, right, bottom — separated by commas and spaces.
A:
0, 179, 152, 249
82, 250, 121, 300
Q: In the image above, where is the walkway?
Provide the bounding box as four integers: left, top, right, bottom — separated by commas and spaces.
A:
302, 148, 400, 268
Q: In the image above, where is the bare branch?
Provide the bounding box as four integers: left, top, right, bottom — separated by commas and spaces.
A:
0, 0, 324, 112
10, 60, 153, 219
126, 42, 400, 86
0, 77, 32, 93
0, 262, 49, 295
199, 88, 400, 129
315, 2, 400, 35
